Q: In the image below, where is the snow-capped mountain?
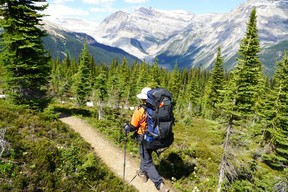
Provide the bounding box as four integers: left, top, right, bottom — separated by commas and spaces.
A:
92, 0, 288, 71
41, 19, 140, 65
91, 7, 196, 60
47, 0, 288, 73
45, 18, 98, 38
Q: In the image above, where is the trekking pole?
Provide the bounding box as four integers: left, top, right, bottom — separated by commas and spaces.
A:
128, 173, 137, 184
123, 131, 127, 181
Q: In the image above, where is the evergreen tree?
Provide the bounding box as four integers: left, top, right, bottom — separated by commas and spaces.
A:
94, 71, 108, 103
93, 69, 108, 120
136, 61, 149, 90
149, 58, 161, 88
50, 58, 61, 97
168, 63, 181, 100
128, 62, 141, 105
184, 68, 202, 117
118, 57, 130, 106
233, 8, 263, 119
217, 8, 264, 191
73, 41, 92, 106
0, 0, 51, 110
62, 53, 75, 98
262, 52, 288, 169
0, 62, 4, 93
203, 47, 225, 119
106, 58, 121, 107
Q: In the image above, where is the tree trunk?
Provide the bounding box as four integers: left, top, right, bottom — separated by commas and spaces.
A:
217, 119, 232, 192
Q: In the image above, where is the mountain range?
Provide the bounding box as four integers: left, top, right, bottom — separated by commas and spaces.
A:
41, 21, 141, 65
44, 0, 288, 75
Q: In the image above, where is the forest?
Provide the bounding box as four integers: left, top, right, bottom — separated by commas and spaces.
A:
0, 0, 288, 191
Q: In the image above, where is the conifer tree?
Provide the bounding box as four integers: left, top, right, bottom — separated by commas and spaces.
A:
93, 69, 108, 120
118, 57, 130, 106
168, 63, 181, 100
62, 53, 75, 98
129, 62, 141, 105
94, 71, 108, 103
262, 52, 288, 169
50, 58, 61, 97
184, 68, 202, 116
217, 8, 264, 191
149, 58, 161, 88
0, 64, 4, 93
136, 61, 149, 90
0, 0, 50, 110
73, 41, 92, 106
176, 68, 189, 118
233, 8, 263, 119
106, 58, 121, 107
203, 47, 225, 119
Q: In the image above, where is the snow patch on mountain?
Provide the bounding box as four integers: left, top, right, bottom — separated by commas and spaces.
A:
91, 7, 196, 59
43, 0, 288, 70
41, 20, 68, 39
43, 17, 99, 38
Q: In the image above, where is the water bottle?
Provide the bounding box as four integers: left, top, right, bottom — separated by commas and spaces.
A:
144, 133, 153, 142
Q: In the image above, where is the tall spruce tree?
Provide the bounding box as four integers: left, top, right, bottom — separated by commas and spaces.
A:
50, 58, 61, 97
168, 63, 181, 101
106, 58, 121, 107
136, 61, 149, 90
118, 57, 130, 106
217, 8, 264, 191
203, 47, 225, 119
73, 41, 92, 106
233, 8, 263, 119
262, 52, 288, 169
0, 0, 50, 110
184, 68, 203, 117
149, 58, 161, 88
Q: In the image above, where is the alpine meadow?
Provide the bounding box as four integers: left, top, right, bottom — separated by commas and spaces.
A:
0, 0, 288, 192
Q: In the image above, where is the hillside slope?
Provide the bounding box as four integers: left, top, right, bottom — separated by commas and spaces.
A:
0, 101, 136, 192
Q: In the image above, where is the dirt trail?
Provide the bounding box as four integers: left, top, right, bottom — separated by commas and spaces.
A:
60, 116, 159, 192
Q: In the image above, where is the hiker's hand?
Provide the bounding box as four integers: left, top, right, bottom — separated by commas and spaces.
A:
123, 123, 130, 134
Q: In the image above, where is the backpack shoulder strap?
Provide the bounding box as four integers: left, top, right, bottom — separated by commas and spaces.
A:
139, 104, 148, 125
140, 104, 147, 111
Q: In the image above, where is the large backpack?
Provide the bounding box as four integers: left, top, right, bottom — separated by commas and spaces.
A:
143, 88, 174, 150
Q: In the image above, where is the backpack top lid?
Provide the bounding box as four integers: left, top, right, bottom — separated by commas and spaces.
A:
146, 88, 172, 110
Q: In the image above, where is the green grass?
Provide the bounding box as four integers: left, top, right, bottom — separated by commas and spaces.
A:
160, 118, 223, 191
46, 103, 287, 191
70, 105, 225, 191
0, 100, 137, 192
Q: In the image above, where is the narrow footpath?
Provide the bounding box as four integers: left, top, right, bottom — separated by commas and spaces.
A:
60, 116, 159, 192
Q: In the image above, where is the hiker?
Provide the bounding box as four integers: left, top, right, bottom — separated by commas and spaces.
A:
124, 87, 170, 192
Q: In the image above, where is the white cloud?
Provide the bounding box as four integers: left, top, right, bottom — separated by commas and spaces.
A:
82, 0, 115, 4
90, 7, 116, 13
124, 0, 149, 3
51, 0, 74, 4
44, 4, 89, 18
81, 0, 116, 14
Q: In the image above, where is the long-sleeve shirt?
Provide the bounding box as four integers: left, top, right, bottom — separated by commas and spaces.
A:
130, 105, 147, 135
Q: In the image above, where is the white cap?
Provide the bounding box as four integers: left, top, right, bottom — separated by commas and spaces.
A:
136, 87, 151, 100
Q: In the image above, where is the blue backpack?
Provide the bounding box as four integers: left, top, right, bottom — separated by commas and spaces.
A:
144, 88, 174, 145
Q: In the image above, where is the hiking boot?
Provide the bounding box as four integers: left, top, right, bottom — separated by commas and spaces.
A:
136, 170, 148, 183
155, 147, 168, 157
158, 182, 170, 192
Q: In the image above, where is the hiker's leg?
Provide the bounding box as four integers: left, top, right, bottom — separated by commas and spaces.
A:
139, 143, 162, 190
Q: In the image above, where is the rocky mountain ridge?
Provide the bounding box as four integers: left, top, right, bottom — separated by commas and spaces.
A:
93, 0, 288, 72
46, 0, 288, 74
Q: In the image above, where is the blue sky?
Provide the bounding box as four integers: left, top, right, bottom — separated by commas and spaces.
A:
45, 0, 246, 24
